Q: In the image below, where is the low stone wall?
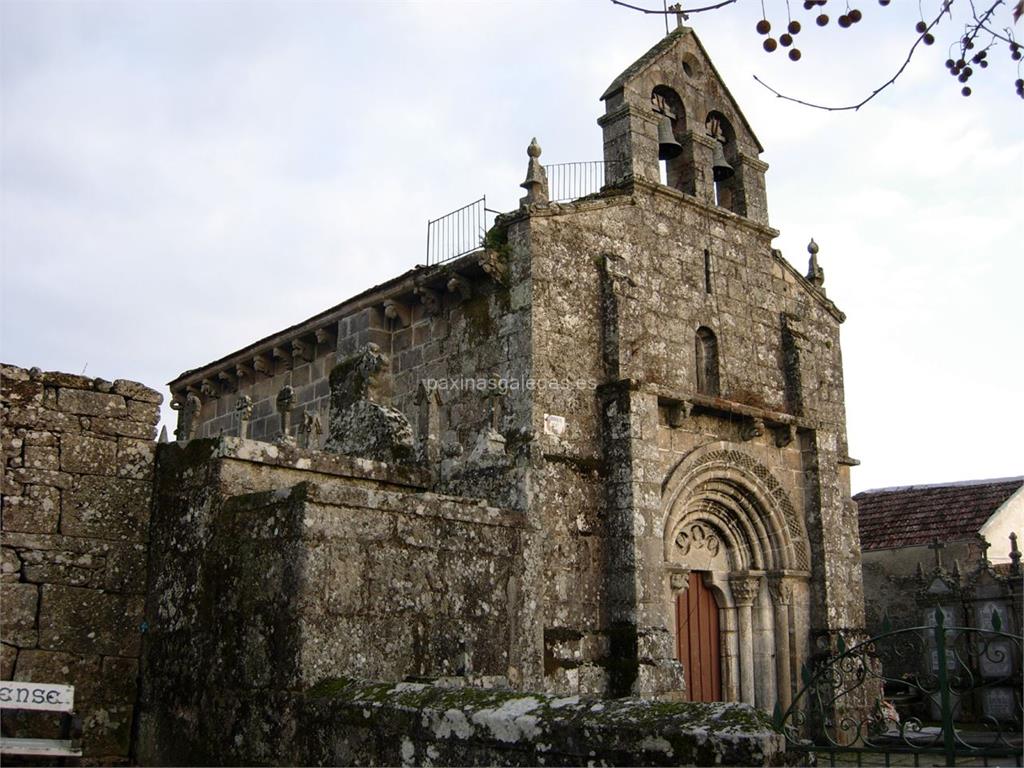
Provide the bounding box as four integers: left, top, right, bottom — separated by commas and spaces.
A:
0, 363, 161, 764
138, 437, 530, 764
144, 676, 785, 765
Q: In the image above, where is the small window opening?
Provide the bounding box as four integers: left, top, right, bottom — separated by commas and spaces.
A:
703, 249, 713, 294
695, 326, 720, 397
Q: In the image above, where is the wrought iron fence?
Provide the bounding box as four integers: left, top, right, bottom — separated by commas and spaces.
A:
774, 608, 1023, 766
425, 196, 499, 267
545, 160, 626, 203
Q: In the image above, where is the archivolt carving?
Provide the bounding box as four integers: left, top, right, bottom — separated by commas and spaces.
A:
662, 444, 811, 571
675, 522, 721, 557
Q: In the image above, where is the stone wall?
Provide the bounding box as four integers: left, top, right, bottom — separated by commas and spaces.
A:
0, 363, 161, 764
137, 437, 530, 762
141, 675, 784, 766
186, 262, 530, 479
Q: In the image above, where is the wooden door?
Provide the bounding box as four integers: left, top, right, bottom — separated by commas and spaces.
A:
676, 571, 722, 702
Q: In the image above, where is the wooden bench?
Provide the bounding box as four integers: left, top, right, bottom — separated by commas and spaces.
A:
0, 681, 82, 759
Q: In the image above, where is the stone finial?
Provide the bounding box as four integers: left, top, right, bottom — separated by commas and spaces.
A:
1010, 532, 1021, 577
158, 425, 169, 443
806, 238, 825, 289
519, 137, 549, 207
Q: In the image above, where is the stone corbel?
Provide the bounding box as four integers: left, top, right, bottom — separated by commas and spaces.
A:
667, 400, 692, 427
272, 345, 293, 368
253, 354, 273, 378
383, 299, 411, 326
200, 378, 220, 399
774, 424, 796, 448
478, 250, 508, 286
291, 338, 314, 364
415, 286, 442, 315
217, 369, 236, 388
741, 417, 764, 442
447, 274, 472, 302
314, 326, 336, 349
234, 362, 253, 380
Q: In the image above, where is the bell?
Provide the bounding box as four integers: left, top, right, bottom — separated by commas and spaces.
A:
711, 141, 734, 182
657, 115, 683, 160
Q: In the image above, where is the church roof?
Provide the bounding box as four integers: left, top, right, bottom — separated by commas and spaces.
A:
855, 477, 1024, 551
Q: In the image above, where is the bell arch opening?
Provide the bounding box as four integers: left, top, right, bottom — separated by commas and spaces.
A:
705, 111, 742, 214
651, 86, 695, 195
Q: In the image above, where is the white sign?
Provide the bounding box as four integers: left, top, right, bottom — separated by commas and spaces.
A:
543, 413, 566, 437
0, 682, 75, 712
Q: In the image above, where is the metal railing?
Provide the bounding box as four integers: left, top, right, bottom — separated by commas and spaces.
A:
774, 608, 1023, 766
546, 160, 626, 203
425, 196, 498, 267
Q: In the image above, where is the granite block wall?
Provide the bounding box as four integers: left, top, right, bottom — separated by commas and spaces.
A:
0, 363, 161, 764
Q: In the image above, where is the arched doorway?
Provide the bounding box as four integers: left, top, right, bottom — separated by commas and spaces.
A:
661, 443, 812, 710
676, 570, 721, 702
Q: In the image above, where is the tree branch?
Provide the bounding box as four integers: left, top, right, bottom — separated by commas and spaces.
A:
609, 0, 738, 15
752, 12, 945, 111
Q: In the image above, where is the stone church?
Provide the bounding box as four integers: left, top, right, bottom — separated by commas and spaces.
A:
160, 23, 865, 720
0, 26, 874, 766
1, 25, 867, 766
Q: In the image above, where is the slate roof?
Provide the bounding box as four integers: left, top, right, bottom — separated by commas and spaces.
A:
855, 477, 1023, 551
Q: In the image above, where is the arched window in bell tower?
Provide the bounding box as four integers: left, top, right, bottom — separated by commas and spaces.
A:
705, 112, 742, 215
695, 326, 720, 397
651, 86, 695, 195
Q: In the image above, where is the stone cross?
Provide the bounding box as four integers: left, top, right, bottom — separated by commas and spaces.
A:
978, 536, 991, 565
276, 386, 295, 444
235, 395, 254, 439
928, 538, 945, 569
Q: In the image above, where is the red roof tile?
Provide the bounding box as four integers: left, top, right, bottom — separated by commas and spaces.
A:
854, 477, 1023, 551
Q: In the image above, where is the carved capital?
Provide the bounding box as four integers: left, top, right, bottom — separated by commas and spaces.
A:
729, 573, 762, 606
670, 568, 691, 592
767, 574, 793, 606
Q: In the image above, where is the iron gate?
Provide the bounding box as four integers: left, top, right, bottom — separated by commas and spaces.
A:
773, 608, 1022, 766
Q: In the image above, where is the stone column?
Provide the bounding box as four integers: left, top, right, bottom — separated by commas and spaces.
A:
768, 573, 794, 712
679, 130, 717, 206
730, 573, 762, 705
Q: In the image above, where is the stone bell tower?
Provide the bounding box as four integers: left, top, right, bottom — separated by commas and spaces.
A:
598, 26, 770, 224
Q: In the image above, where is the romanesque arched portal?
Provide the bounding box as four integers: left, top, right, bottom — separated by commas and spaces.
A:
661, 442, 811, 710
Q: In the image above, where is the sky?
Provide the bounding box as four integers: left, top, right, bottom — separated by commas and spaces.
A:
1, 0, 1021, 493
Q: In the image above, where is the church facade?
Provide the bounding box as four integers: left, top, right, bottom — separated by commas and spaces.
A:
162, 26, 865, 716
